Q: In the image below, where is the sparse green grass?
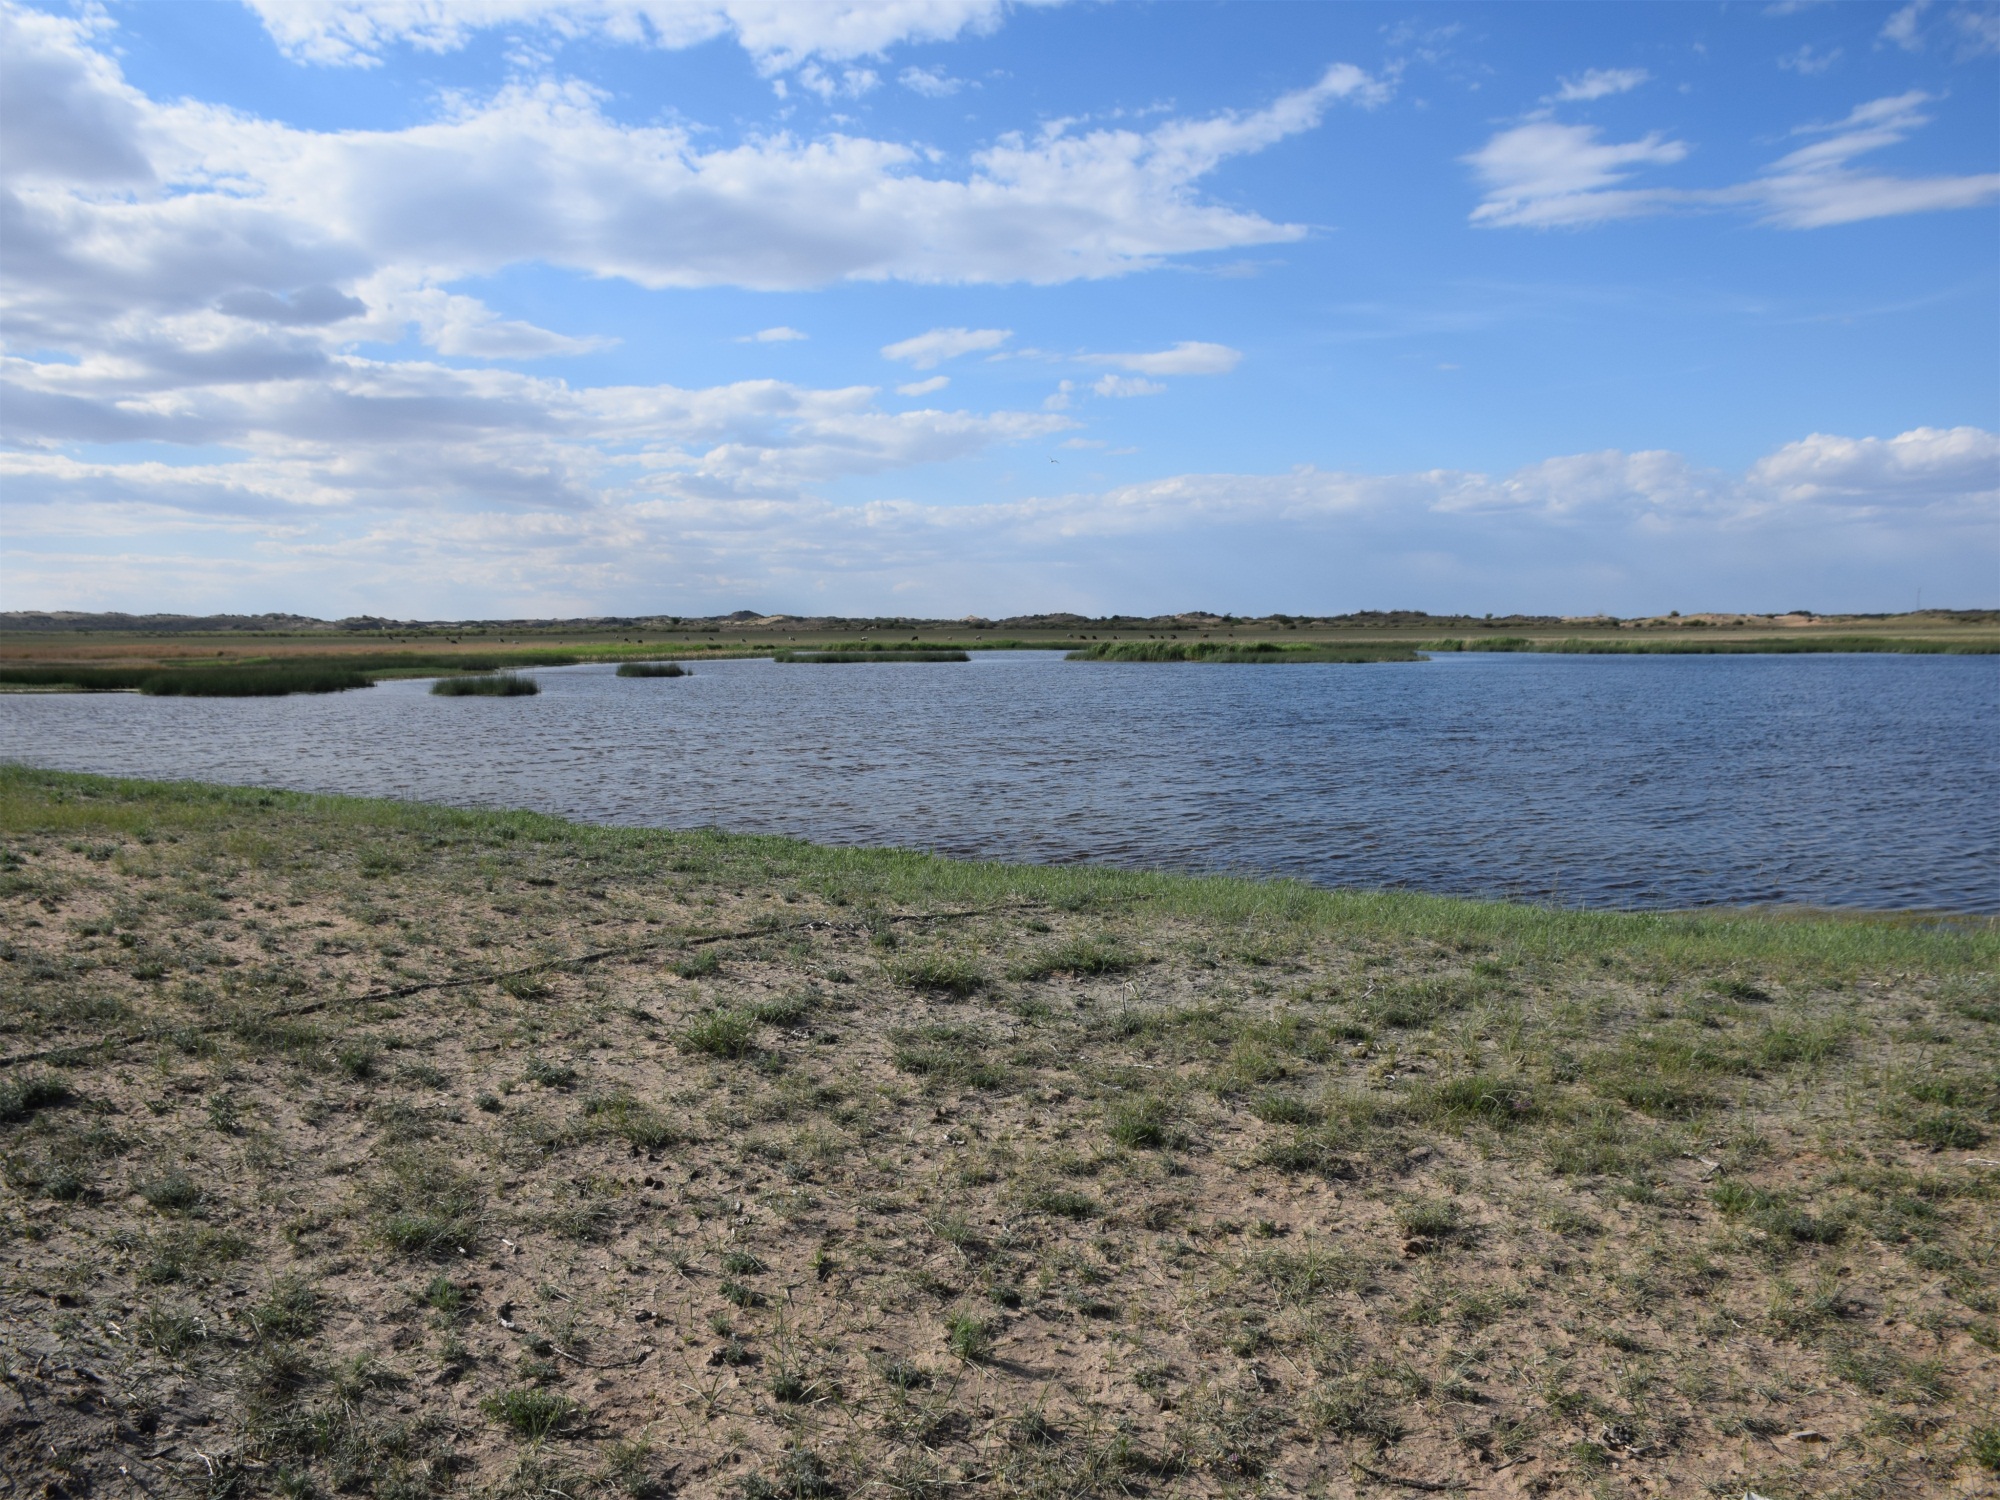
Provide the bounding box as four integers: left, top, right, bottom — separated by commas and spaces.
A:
137, 1169, 203, 1213
946, 1310, 995, 1362
582, 1093, 680, 1150
0, 1072, 71, 1122
0, 765, 1994, 1499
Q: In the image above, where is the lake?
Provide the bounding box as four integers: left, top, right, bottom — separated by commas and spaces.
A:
3, 651, 1994, 912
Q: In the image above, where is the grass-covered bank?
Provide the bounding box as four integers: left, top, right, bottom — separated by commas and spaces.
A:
0, 652, 584, 697
1422, 636, 2000, 656
0, 767, 1994, 1499
1074, 636, 2000, 665
1068, 641, 1423, 664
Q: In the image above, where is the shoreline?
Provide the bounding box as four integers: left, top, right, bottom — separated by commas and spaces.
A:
2, 763, 1994, 927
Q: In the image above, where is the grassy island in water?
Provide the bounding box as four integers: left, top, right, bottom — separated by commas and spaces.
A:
0, 768, 1995, 1498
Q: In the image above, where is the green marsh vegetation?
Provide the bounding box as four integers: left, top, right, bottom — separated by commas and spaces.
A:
0, 663, 375, 695
0, 764, 1994, 1497
775, 649, 971, 663
429, 672, 540, 696
1422, 635, 1999, 655
1068, 639, 1423, 663
614, 661, 686, 677
0, 649, 589, 696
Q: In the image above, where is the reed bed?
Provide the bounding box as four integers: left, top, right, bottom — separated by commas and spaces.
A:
429, 672, 540, 696
1068, 640, 1422, 664
615, 662, 687, 677
1422, 635, 1998, 655
0, 665, 373, 695
775, 649, 970, 663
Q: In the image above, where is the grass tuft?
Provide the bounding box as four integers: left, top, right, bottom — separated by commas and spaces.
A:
680, 1009, 758, 1059
1008, 937, 1134, 981
1108, 1095, 1182, 1149
945, 1310, 995, 1362
888, 953, 986, 997
481, 1387, 578, 1441
0, 1073, 72, 1123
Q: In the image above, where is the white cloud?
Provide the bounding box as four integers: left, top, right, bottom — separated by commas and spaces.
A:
1080, 341, 1242, 376
0, 2, 1396, 479
1465, 121, 1689, 227
1756, 92, 2000, 227
1875, 3, 1999, 57
1090, 374, 1165, 397
899, 65, 962, 97
1746, 425, 2000, 504
1955, 5, 2000, 56
3, 27, 1387, 310
791, 62, 880, 101
1881, 0, 1930, 50
239, 0, 1046, 73
881, 327, 1011, 367
1778, 42, 1841, 73
1550, 68, 1650, 103
1468, 91, 2000, 229
7, 426, 1989, 616
896, 375, 950, 396
739, 325, 808, 342
387, 282, 618, 357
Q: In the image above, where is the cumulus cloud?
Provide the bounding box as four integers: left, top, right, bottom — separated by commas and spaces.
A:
1746, 425, 2000, 504
1, 12, 1390, 361
0, 0, 1396, 548
739, 325, 808, 342
789, 62, 879, 101
1467, 90, 1999, 228
896, 375, 950, 396
1550, 67, 1649, 102
1080, 341, 1242, 376
239, 0, 1047, 73
0, 8, 151, 182
7, 425, 1990, 616
882, 327, 1011, 367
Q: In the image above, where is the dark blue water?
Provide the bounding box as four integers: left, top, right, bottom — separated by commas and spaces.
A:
2, 652, 1994, 912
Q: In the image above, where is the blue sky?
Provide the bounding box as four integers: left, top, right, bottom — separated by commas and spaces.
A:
2, 0, 1996, 618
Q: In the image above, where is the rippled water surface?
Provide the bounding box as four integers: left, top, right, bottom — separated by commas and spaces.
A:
3, 651, 1994, 911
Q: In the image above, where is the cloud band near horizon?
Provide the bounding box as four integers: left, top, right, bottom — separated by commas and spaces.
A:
4, 425, 1992, 620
